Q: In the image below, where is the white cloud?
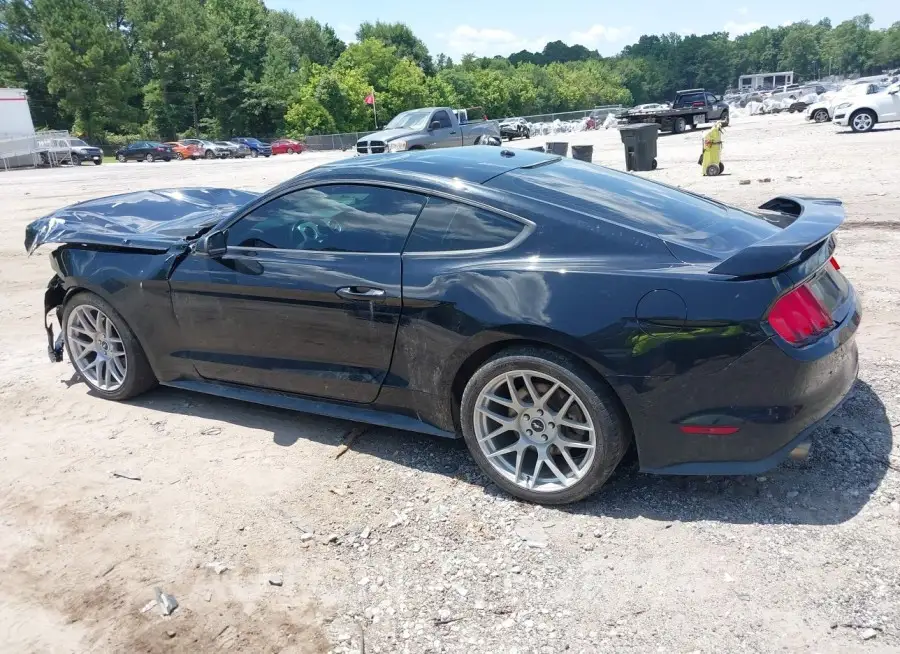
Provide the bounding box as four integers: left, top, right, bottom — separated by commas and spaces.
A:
737, 6, 749, 16
724, 20, 764, 36
438, 25, 548, 58
570, 24, 631, 48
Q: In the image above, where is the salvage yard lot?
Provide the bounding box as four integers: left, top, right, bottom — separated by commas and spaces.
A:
1, 114, 899, 653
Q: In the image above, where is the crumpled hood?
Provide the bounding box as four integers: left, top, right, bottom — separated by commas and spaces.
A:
362, 128, 416, 143
24, 187, 258, 254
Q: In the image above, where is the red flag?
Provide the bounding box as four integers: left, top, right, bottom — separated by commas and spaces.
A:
364, 93, 375, 105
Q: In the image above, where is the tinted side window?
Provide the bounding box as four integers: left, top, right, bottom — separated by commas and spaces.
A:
432, 110, 453, 128
227, 185, 426, 253
404, 197, 523, 252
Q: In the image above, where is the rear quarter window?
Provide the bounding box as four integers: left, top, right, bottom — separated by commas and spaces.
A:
404, 197, 523, 252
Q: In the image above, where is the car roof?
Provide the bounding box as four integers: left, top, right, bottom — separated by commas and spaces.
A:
300, 147, 558, 187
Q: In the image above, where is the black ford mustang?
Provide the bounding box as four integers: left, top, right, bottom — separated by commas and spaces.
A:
25, 147, 860, 504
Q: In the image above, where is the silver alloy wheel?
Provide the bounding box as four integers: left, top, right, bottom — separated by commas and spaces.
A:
66, 304, 128, 392
852, 113, 873, 132
473, 370, 597, 493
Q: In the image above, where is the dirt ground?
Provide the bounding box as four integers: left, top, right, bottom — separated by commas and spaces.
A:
1, 114, 899, 654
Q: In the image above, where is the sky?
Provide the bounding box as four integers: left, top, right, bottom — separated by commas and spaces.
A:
267, 1, 898, 60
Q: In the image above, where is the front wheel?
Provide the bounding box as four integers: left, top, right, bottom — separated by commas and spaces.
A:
116, 154, 126, 163
205, 150, 216, 160
812, 109, 829, 123
850, 110, 876, 133
175, 152, 184, 160
72, 154, 82, 166
250, 150, 258, 158
93, 159, 102, 166
287, 147, 294, 154
720, 111, 729, 127
62, 292, 157, 401
460, 347, 630, 504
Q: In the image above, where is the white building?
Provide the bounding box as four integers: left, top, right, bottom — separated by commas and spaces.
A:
738, 71, 794, 91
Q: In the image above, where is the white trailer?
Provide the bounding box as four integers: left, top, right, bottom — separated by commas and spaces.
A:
1, 88, 39, 169
0, 88, 35, 138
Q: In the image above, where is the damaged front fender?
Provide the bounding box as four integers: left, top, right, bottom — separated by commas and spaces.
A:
44, 276, 66, 362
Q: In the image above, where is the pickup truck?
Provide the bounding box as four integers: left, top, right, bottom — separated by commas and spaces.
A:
355, 107, 501, 154
618, 89, 729, 134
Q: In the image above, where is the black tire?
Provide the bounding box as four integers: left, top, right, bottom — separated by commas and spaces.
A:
93, 159, 102, 166
849, 109, 876, 133
175, 152, 184, 160
812, 109, 829, 123
287, 147, 294, 154
460, 346, 630, 505
72, 154, 82, 166
673, 117, 686, 134
62, 291, 157, 401
250, 149, 258, 158
205, 149, 215, 160
690, 123, 697, 130
145, 153, 155, 163
720, 111, 729, 127
651, 158, 658, 170
718, 162, 724, 173
116, 154, 126, 163
705, 163, 721, 176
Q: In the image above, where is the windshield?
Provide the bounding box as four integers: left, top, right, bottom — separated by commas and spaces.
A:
385, 110, 433, 130
68, 139, 89, 147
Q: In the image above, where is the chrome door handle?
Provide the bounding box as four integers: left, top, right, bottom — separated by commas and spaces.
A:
336, 286, 385, 300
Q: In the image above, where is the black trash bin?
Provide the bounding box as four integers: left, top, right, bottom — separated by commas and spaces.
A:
570, 145, 593, 162
618, 123, 659, 171
545, 141, 568, 157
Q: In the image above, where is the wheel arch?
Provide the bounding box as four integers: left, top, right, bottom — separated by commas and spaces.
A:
850, 106, 879, 122
447, 335, 635, 445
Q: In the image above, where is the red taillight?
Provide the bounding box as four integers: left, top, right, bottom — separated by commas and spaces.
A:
768, 284, 834, 345
830, 256, 840, 271
679, 425, 740, 435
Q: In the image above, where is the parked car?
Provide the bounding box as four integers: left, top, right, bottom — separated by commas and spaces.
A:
215, 141, 251, 158
115, 141, 174, 163
231, 137, 272, 158
271, 138, 306, 155
181, 139, 230, 159
833, 82, 900, 132
25, 147, 860, 505
164, 141, 200, 160
356, 107, 501, 154
498, 117, 531, 140
39, 137, 104, 166
806, 83, 881, 123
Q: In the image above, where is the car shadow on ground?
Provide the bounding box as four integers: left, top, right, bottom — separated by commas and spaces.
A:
114, 378, 892, 527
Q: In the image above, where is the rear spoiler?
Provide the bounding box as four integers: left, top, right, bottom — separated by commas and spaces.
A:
709, 196, 845, 277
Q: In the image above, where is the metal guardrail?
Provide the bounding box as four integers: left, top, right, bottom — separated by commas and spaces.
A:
300, 105, 626, 152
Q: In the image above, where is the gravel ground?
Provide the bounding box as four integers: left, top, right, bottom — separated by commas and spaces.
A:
1, 115, 899, 654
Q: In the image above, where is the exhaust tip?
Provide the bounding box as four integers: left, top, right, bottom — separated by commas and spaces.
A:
789, 441, 811, 461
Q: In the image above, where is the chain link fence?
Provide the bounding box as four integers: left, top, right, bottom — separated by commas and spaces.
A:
300, 105, 626, 152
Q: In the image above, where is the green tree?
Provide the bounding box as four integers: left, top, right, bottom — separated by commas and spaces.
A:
36, 0, 134, 137
356, 21, 433, 74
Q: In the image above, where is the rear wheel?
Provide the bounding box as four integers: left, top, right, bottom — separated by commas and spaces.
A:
850, 109, 876, 133
673, 117, 686, 134
145, 153, 155, 163
62, 292, 157, 401
175, 152, 184, 160
72, 154, 82, 166
250, 150, 258, 158
287, 147, 295, 154
116, 154, 126, 163
460, 347, 630, 504
720, 111, 730, 126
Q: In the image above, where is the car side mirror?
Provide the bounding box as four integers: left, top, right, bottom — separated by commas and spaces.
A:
198, 230, 227, 257
429, 120, 441, 130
